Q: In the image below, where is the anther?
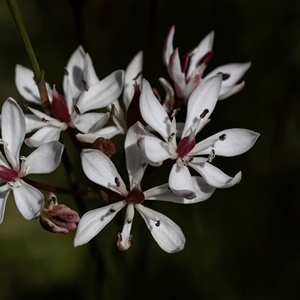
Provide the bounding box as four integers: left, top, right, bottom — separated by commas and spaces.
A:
25, 166, 30, 174
42, 118, 49, 122
133, 71, 142, 81
181, 157, 193, 166
155, 220, 161, 227
208, 149, 215, 163
64, 67, 69, 76
171, 107, 181, 118
140, 163, 147, 168
219, 134, 226, 141
127, 220, 132, 224
168, 133, 175, 142
23, 100, 28, 110
20, 156, 27, 161
74, 105, 81, 115
115, 177, 120, 187
217, 72, 230, 80
200, 109, 209, 118
0, 139, 8, 147
110, 209, 116, 213
110, 104, 116, 116
82, 79, 89, 91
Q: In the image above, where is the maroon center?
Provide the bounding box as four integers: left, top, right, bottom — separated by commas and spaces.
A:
0, 165, 19, 182
125, 187, 145, 204
51, 89, 71, 123
176, 135, 196, 158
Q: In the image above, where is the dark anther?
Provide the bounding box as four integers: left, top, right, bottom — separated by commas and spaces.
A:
217, 72, 230, 80
82, 80, 89, 91
127, 220, 132, 224
140, 163, 147, 168
22, 100, 28, 110
171, 107, 181, 118
155, 220, 161, 227
219, 134, 226, 141
133, 71, 143, 81
115, 177, 120, 187
110, 209, 116, 213
74, 105, 81, 115
42, 118, 49, 122
200, 109, 209, 118
64, 67, 69, 76
168, 133, 175, 142
208, 149, 215, 163
111, 104, 116, 116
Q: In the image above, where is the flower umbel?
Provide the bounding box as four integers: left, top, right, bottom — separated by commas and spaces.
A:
0, 98, 64, 223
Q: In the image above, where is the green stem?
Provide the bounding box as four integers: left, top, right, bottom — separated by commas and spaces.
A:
7, 0, 41, 82
6, 0, 51, 114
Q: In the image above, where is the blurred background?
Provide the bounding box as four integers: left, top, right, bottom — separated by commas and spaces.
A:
0, 0, 299, 299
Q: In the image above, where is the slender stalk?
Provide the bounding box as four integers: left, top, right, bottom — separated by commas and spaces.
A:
6, 0, 51, 114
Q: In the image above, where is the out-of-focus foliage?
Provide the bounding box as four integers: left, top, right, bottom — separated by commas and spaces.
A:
0, 0, 299, 299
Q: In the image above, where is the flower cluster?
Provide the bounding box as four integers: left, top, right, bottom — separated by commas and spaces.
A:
1, 26, 259, 253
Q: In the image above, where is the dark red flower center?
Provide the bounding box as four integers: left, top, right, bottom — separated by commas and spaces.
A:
125, 187, 145, 204
51, 89, 71, 123
176, 135, 196, 158
0, 165, 19, 182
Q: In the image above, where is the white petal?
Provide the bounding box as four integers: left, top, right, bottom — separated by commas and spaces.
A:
63, 46, 86, 100
13, 180, 44, 220
81, 149, 127, 195
204, 62, 251, 87
28, 106, 65, 128
2, 98, 26, 168
25, 114, 47, 133
167, 48, 186, 98
123, 51, 143, 110
182, 75, 222, 137
140, 79, 172, 141
76, 70, 124, 114
187, 31, 215, 78
84, 53, 100, 86
21, 141, 64, 175
145, 176, 215, 204
125, 123, 148, 188
162, 25, 175, 66
193, 129, 260, 157
74, 201, 126, 247
219, 81, 246, 100
139, 136, 172, 164
74, 112, 110, 133
169, 163, 196, 199
76, 126, 123, 143
117, 204, 134, 251
190, 162, 242, 188
15, 64, 48, 104
0, 189, 10, 224
136, 204, 185, 253
25, 126, 62, 148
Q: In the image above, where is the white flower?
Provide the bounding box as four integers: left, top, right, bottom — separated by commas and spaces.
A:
75, 123, 215, 253
15, 46, 124, 147
0, 98, 64, 223
162, 25, 251, 102
76, 50, 143, 143
139, 77, 259, 199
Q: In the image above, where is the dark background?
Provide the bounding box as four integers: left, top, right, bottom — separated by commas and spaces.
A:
0, 0, 299, 299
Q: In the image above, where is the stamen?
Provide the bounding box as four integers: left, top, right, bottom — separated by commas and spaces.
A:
64, 67, 69, 76
200, 109, 209, 118
219, 134, 226, 141
140, 163, 147, 168
74, 105, 81, 115
217, 72, 230, 80
25, 166, 30, 174
115, 177, 120, 187
181, 157, 193, 166
155, 220, 161, 227
207, 149, 215, 163
171, 107, 181, 118
42, 118, 49, 122
168, 133, 175, 142
133, 71, 142, 81
20, 156, 27, 161
110, 208, 116, 213
0, 139, 8, 147
127, 220, 132, 224
82, 79, 89, 91
23, 100, 28, 110
110, 104, 116, 117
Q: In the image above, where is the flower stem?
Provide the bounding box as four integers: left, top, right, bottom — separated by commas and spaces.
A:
6, 0, 51, 114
